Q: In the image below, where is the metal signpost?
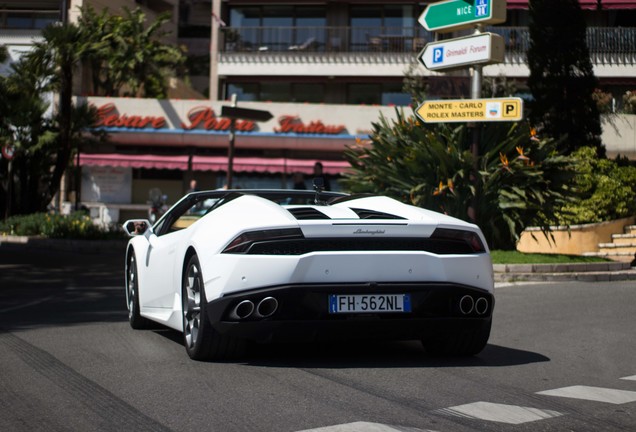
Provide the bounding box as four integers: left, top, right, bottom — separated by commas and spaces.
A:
416, 0, 513, 223
221, 95, 273, 189
418, 32, 504, 71
418, 0, 507, 33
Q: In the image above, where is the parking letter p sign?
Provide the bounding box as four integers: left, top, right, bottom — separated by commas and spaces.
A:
502, 100, 520, 119
433, 47, 444, 64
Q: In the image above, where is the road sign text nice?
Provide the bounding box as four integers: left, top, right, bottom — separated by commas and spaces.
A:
419, 0, 507, 33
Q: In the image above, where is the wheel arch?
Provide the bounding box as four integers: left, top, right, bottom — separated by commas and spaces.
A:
182, 246, 199, 283
125, 244, 136, 307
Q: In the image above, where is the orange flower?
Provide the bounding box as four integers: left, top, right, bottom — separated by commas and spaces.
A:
516, 146, 530, 161
433, 180, 444, 196
500, 152, 511, 172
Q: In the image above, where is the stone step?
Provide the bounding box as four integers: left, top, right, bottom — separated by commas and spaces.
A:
598, 242, 636, 250
597, 245, 636, 259
611, 233, 636, 244
625, 225, 636, 235
584, 250, 636, 263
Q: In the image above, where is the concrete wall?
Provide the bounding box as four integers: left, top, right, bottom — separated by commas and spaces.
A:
517, 216, 636, 255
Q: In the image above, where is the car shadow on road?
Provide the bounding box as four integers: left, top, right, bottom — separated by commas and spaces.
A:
151, 328, 549, 368
243, 341, 549, 369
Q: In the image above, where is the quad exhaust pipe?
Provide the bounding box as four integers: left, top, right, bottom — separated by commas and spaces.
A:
230, 300, 255, 320
229, 297, 279, 320
459, 295, 489, 316
255, 297, 278, 318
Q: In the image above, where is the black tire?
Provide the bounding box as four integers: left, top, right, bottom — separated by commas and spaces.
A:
182, 254, 245, 361
126, 251, 154, 329
423, 319, 492, 357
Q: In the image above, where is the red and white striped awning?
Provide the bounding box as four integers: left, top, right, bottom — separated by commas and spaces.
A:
79, 153, 351, 175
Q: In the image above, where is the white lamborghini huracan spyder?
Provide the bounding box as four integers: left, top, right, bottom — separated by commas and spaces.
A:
123, 189, 494, 361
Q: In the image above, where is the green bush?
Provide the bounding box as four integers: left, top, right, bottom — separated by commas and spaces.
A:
341, 110, 578, 250
0, 212, 126, 240
557, 147, 636, 224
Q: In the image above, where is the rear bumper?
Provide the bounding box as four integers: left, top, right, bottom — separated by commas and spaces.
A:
206, 282, 494, 343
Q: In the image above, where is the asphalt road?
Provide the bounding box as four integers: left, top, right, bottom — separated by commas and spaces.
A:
1, 244, 635, 432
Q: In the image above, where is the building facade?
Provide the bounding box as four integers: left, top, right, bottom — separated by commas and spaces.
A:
1, 1, 636, 223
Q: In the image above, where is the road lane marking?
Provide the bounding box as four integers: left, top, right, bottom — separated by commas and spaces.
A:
621, 375, 636, 381
537, 385, 636, 404
297, 422, 437, 432
435, 401, 563, 424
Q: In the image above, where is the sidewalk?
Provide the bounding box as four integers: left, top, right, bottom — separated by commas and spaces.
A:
2, 235, 635, 282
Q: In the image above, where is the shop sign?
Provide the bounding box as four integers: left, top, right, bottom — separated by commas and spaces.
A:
91, 101, 347, 135
182, 107, 256, 132
274, 116, 346, 135
94, 103, 166, 129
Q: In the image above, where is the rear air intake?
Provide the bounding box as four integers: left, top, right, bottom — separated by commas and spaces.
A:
287, 207, 330, 220
350, 208, 405, 220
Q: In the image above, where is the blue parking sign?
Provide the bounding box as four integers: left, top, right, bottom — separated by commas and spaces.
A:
433, 47, 444, 64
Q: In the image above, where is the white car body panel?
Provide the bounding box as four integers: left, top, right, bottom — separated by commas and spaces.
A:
124, 190, 494, 338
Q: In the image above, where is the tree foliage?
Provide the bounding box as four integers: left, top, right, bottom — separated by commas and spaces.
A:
341, 111, 578, 250
0, 23, 100, 216
79, 5, 186, 98
527, 0, 604, 156
0, 7, 184, 217
557, 147, 636, 224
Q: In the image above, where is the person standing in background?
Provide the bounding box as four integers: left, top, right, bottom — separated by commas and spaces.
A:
312, 162, 331, 191
187, 179, 198, 194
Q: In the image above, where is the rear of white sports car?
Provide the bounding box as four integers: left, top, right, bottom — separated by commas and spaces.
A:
196, 195, 494, 358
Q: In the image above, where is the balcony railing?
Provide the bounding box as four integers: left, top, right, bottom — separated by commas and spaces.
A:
220, 26, 636, 66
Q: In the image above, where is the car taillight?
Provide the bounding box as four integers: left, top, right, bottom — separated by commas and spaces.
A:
222, 228, 304, 254
430, 228, 487, 253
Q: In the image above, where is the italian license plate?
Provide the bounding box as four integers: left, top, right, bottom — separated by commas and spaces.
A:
329, 294, 411, 314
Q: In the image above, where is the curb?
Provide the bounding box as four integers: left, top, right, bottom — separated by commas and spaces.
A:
493, 262, 636, 282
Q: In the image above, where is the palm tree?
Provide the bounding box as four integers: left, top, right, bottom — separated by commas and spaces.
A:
28, 23, 89, 206
0, 23, 99, 215
79, 6, 186, 98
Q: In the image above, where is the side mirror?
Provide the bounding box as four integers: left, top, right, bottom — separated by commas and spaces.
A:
123, 219, 152, 237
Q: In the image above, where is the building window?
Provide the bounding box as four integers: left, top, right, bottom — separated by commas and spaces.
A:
349, 4, 418, 52
227, 82, 325, 103
229, 6, 326, 51
3, 11, 58, 29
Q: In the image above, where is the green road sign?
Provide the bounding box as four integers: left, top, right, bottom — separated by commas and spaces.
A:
418, 0, 507, 33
